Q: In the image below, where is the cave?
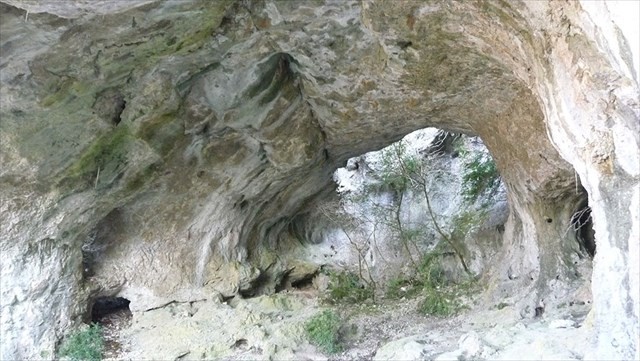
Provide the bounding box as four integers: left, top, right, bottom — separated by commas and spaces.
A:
1, 1, 637, 360
90, 297, 131, 323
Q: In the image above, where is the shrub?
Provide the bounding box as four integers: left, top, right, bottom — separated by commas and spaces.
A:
304, 310, 342, 354
419, 287, 457, 317
418, 255, 449, 288
58, 323, 104, 361
415, 253, 473, 317
326, 271, 374, 304
461, 152, 500, 204
385, 277, 421, 299
379, 141, 420, 193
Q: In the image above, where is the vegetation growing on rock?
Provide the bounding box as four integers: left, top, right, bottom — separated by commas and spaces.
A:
325, 270, 375, 305
58, 323, 104, 361
456, 141, 501, 204
304, 309, 343, 354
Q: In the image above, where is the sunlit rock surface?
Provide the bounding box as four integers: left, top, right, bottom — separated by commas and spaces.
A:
0, 0, 637, 359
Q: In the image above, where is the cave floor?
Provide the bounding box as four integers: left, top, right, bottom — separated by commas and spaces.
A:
96, 307, 132, 359
102, 289, 592, 360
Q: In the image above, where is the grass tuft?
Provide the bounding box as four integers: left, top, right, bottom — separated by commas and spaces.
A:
304, 310, 342, 354
58, 323, 104, 361
326, 271, 374, 305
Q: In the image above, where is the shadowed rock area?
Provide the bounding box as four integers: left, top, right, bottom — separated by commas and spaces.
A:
0, 0, 638, 360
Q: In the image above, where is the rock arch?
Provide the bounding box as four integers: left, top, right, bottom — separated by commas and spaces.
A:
0, 0, 637, 359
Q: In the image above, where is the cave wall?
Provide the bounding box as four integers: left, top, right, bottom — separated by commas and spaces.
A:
525, 1, 640, 358
0, 0, 637, 359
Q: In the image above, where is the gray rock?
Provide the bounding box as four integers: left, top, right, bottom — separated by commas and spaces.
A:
0, 0, 637, 359
374, 335, 435, 361
549, 319, 576, 329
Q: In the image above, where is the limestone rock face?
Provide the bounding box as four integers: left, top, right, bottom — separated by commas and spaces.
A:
0, 0, 637, 359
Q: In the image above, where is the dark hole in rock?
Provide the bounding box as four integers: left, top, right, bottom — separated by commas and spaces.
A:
219, 15, 233, 28
545, 217, 553, 223
93, 88, 126, 125
423, 130, 460, 156
199, 122, 209, 135
572, 201, 595, 258
291, 274, 316, 290
91, 297, 131, 322
239, 200, 248, 210
239, 272, 271, 298
112, 99, 126, 125
397, 40, 413, 49
231, 338, 248, 350
275, 267, 319, 293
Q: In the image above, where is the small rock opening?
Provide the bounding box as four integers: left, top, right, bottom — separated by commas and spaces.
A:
274, 265, 321, 294
571, 199, 595, 258
239, 273, 272, 298
231, 338, 249, 350
291, 274, 316, 290
91, 296, 131, 322
92, 88, 127, 125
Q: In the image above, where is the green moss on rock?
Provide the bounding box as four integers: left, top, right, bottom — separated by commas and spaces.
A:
41, 78, 91, 108
137, 114, 183, 157
63, 125, 133, 189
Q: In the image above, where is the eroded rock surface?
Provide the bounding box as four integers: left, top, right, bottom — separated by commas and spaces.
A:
0, 0, 638, 359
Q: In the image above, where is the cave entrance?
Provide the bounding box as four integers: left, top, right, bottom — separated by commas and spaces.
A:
90, 296, 132, 358
296, 128, 505, 293
571, 199, 595, 258
91, 296, 131, 322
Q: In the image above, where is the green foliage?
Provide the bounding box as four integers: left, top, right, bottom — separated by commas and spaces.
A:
450, 210, 486, 244
58, 323, 104, 361
417, 252, 449, 288
399, 227, 423, 244
326, 271, 374, 304
419, 287, 458, 317
415, 253, 473, 317
379, 141, 420, 192
461, 151, 500, 204
304, 310, 342, 354
385, 277, 421, 299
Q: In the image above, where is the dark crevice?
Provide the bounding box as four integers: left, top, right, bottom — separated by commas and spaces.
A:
91, 297, 131, 322
231, 338, 248, 350
92, 88, 126, 125
572, 199, 595, 257
239, 200, 248, 210
291, 274, 316, 290
112, 98, 126, 125
424, 130, 461, 156
239, 272, 271, 298
275, 268, 318, 293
